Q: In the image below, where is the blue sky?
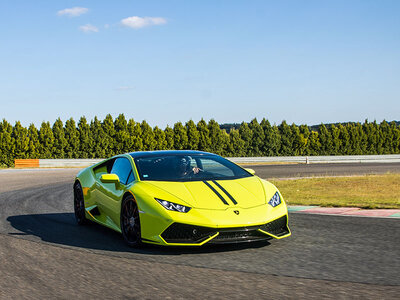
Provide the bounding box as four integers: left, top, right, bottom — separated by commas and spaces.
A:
1, 0, 399, 128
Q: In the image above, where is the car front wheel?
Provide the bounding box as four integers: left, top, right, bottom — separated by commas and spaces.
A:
121, 194, 142, 247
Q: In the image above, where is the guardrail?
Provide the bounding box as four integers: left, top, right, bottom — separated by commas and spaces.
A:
228, 154, 400, 164
13, 154, 400, 168
38, 159, 103, 168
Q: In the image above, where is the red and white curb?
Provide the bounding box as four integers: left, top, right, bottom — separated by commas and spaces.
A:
288, 206, 400, 218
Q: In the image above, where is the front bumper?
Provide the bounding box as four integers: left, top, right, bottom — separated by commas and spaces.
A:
156, 214, 290, 245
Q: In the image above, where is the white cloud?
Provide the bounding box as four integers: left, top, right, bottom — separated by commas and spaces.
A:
79, 24, 99, 33
57, 7, 88, 17
120, 16, 167, 29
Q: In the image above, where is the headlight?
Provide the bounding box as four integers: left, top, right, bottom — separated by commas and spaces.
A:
268, 192, 281, 207
155, 198, 191, 213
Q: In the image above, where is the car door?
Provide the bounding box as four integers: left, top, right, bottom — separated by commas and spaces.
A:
96, 157, 135, 228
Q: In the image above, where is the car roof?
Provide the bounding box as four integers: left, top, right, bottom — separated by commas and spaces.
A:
128, 150, 215, 159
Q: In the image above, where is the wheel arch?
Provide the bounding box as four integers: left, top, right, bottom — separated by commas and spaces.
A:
74, 178, 82, 188
120, 191, 140, 217
122, 191, 139, 206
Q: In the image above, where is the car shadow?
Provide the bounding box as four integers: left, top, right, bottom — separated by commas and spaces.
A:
6, 213, 271, 255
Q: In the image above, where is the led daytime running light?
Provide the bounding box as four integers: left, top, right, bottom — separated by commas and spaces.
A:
155, 198, 191, 213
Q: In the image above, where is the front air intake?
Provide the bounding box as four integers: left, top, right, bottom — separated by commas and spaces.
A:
161, 223, 217, 244
260, 215, 290, 237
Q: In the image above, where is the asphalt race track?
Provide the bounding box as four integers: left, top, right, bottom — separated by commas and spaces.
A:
0, 164, 399, 299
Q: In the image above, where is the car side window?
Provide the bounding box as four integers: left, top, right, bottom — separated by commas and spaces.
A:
199, 158, 234, 177
110, 157, 135, 185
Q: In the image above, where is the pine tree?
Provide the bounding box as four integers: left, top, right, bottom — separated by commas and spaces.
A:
52, 118, 66, 158
197, 119, 211, 152
114, 114, 129, 154
12, 121, 29, 159
356, 122, 367, 154
293, 124, 309, 155
0, 119, 15, 166
102, 114, 116, 156
362, 120, 372, 154
154, 126, 167, 150
64, 118, 79, 158
380, 120, 391, 154
260, 119, 280, 156
390, 121, 400, 154
271, 124, 282, 156
127, 119, 143, 152
173, 122, 188, 150
308, 131, 321, 155
164, 126, 174, 150
338, 124, 350, 155
248, 118, 264, 156
330, 124, 341, 155
78, 116, 93, 158
90, 116, 106, 158
27, 124, 40, 159
239, 122, 253, 156
371, 120, 380, 154
186, 120, 199, 150
348, 123, 362, 155
318, 124, 332, 155
220, 130, 231, 156
278, 121, 292, 156
368, 121, 379, 154
38, 122, 55, 158
227, 128, 245, 157
141, 120, 156, 151
208, 119, 225, 155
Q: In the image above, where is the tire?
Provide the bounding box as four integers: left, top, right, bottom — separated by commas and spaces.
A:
120, 194, 142, 247
74, 182, 88, 225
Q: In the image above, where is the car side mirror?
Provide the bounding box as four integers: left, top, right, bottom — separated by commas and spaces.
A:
245, 168, 255, 175
100, 173, 120, 184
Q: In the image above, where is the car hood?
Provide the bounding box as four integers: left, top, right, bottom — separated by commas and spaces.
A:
142, 176, 267, 210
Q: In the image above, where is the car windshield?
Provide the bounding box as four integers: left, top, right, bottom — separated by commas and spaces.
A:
133, 154, 252, 181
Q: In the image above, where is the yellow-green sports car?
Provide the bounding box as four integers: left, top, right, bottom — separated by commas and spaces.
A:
74, 150, 291, 247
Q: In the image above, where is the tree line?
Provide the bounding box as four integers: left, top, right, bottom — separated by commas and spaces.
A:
1, 114, 399, 167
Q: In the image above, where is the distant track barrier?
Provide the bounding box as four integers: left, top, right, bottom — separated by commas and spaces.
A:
229, 154, 400, 164
11, 154, 400, 168
14, 159, 40, 168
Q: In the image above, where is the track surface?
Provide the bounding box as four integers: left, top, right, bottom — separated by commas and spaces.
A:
0, 165, 399, 299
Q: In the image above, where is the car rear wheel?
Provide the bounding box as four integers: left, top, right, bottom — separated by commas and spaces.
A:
121, 195, 142, 247
74, 182, 87, 225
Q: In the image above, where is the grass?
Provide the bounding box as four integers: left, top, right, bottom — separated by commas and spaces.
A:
270, 173, 400, 209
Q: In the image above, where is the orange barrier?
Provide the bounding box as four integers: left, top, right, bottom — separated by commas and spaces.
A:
14, 159, 39, 168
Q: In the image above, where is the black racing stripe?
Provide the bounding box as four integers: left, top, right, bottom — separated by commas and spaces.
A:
203, 181, 229, 205
212, 180, 238, 205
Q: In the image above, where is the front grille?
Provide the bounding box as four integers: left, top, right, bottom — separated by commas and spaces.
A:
161, 215, 289, 244
259, 215, 290, 237
210, 228, 271, 244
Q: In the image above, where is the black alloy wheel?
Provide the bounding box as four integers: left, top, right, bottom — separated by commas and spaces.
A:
74, 182, 87, 225
121, 195, 142, 247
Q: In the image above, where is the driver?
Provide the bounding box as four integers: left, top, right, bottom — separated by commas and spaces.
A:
177, 156, 202, 178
